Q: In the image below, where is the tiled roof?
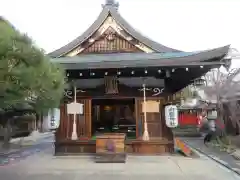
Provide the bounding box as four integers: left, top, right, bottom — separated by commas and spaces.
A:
51, 45, 230, 70
48, 1, 182, 58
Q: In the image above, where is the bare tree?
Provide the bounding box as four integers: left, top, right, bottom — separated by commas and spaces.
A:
201, 67, 240, 135
225, 101, 240, 135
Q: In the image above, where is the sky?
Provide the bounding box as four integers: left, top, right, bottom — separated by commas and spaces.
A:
1, 0, 240, 67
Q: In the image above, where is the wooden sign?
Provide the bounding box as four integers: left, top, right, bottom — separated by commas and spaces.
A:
67, 102, 84, 115
141, 100, 160, 113
104, 76, 119, 94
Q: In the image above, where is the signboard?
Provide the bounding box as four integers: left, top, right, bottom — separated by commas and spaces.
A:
141, 100, 160, 113
165, 105, 178, 128
67, 102, 84, 115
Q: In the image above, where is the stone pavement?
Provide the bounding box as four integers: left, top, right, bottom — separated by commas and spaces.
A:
181, 137, 240, 174
0, 135, 54, 166
232, 150, 240, 160
0, 131, 53, 155
10, 131, 53, 144
0, 148, 240, 180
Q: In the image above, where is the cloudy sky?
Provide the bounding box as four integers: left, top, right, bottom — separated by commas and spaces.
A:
1, 0, 240, 67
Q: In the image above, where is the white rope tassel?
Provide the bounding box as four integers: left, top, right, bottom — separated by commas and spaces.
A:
71, 86, 78, 140
142, 83, 149, 141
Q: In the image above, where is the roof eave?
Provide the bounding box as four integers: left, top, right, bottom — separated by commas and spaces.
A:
51, 45, 230, 66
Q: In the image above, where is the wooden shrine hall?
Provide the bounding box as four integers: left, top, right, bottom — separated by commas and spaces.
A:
49, 0, 231, 157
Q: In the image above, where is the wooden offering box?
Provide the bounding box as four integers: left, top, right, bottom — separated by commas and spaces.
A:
95, 133, 126, 163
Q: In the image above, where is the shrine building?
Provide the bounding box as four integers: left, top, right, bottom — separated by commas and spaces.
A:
49, 0, 231, 155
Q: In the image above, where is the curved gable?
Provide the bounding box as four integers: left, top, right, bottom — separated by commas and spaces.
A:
48, 0, 182, 58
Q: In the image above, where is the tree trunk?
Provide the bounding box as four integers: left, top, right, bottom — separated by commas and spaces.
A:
40, 113, 43, 132
236, 123, 240, 135
217, 101, 228, 138
2, 119, 12, 149
36, 113, 43, 132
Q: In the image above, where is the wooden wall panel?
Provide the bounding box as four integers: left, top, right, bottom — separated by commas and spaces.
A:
76, 99, 86, 138
84, 99, 92, 138
56, 99, 92, 141
56, 104, 73, 140
135, 98, 141, 138
135, 98, 171, 139
66, 115, 73, 139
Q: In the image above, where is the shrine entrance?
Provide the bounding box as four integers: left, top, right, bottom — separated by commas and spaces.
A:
91, 98, 136, 139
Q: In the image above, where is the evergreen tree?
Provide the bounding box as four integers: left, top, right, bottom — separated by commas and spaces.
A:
0, 17, 66, 146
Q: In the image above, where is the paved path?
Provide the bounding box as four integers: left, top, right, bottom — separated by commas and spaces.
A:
0, 132, 53, 154
0, 134, 54, 166
181, 137, 240, 174
0, 145, 240, 180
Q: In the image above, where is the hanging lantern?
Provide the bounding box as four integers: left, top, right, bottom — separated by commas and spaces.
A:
165, 105, 179, 128
47, 108, 60, 130
207, 110, 217, 120
104, 105, 112, 111
193, 78, 205, 86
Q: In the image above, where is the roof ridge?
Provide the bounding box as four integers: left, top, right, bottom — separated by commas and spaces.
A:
48, 2, 184, 58
48, 8, 109, 58
102, 0, 119, 10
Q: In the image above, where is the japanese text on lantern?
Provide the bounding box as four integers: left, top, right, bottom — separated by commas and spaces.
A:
165, 105, 178, 128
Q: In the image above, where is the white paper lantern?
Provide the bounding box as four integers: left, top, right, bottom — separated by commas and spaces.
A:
47, 108, 60, 130
165, 105, 178, 128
